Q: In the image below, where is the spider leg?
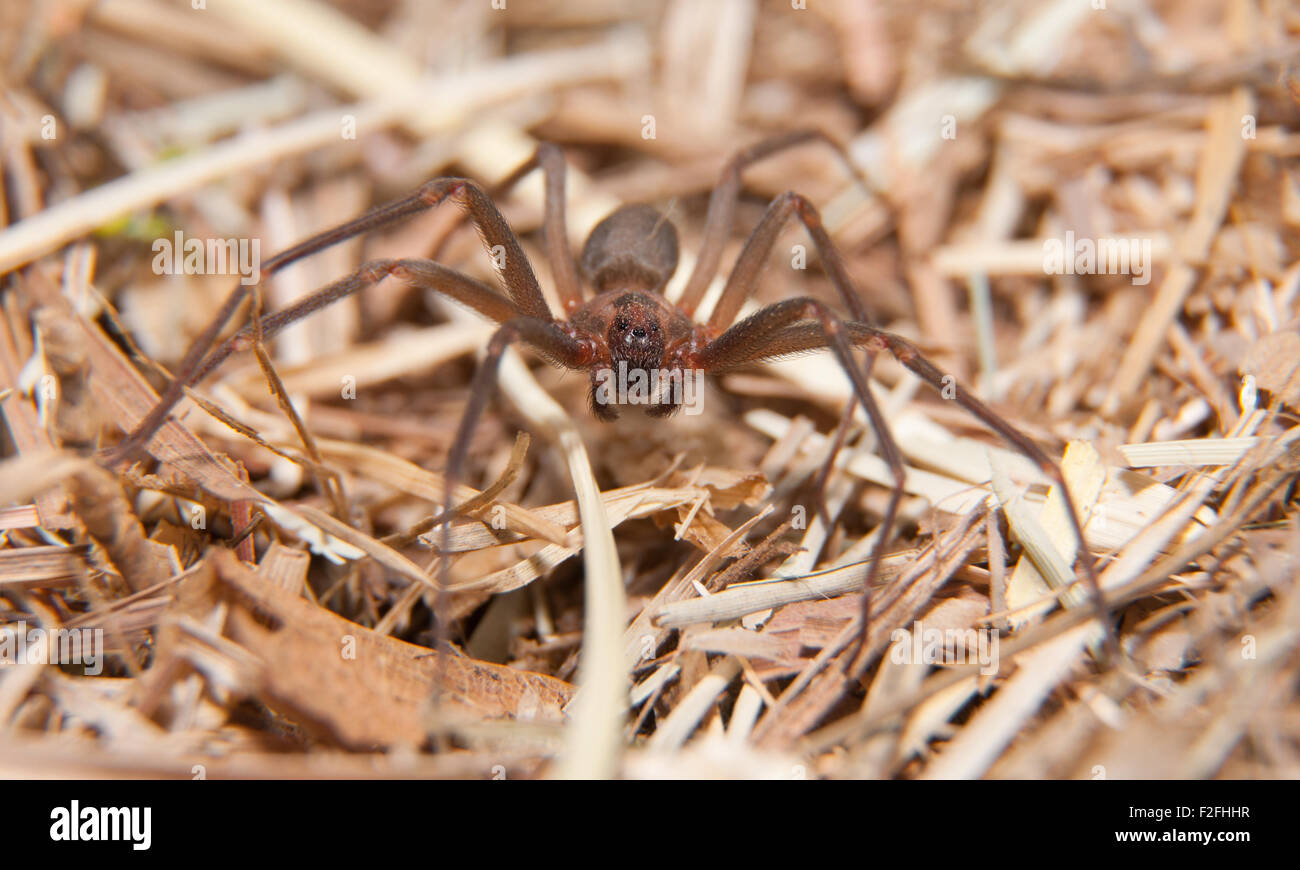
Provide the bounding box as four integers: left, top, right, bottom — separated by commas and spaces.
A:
488, 143, 584, 315
707, 191, 876, 523
809, 396, 860, 527
434, 317, 591, 642
734, 319, 1116, 665
676, 129, 873, 319
190, 259, 521, 385
708, 190, 869, 328
853, 327, 1113, 659
696, 297, 906, 670
108, 177, 551, 465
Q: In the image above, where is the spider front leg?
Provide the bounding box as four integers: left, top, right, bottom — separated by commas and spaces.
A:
433, 318, 593, 641
702, 187, 1114, 666
725, 318, 1118, 667
108, 177, 554, 466
696, 297, 907, 670
850, 327, 1115, 660
192, 259, 522, 385
705, 189, 881, 513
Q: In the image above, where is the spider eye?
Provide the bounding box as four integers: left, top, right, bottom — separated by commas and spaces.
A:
614, 318, 629, 332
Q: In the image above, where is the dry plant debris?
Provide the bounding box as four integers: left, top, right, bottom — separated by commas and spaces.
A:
0, 0, 1298, 780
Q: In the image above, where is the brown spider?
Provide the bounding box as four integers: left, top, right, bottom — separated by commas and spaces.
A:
106, 130, 1110, 666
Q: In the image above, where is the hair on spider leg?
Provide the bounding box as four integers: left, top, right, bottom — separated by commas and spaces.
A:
106, 128, 1119, 676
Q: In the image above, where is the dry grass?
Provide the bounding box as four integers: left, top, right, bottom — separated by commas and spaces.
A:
0, 0, 1298, 779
